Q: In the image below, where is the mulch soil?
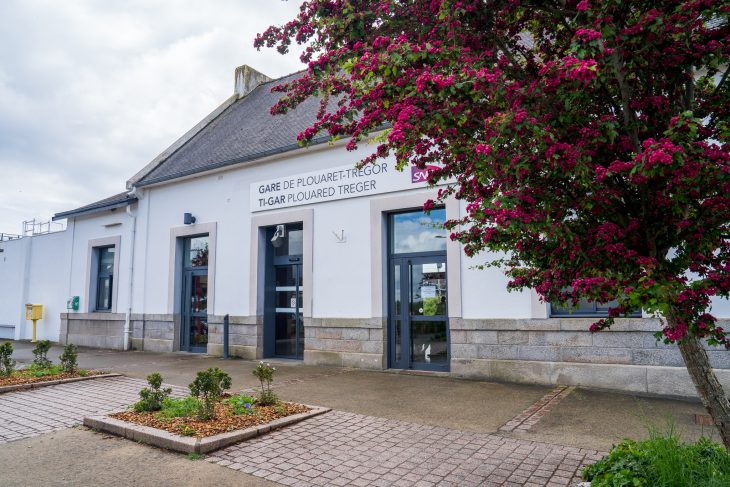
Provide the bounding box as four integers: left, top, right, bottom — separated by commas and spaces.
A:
110, 399, 310, 438
0, 370, 106, 387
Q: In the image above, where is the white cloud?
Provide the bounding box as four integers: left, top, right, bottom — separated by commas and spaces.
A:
0, 0, 305, 233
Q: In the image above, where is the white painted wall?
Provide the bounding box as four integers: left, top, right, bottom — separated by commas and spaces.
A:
0, 231, 69, 341
0, 204, 136, 343
0, 237, 30, 337
22, 231, 71, 340
66, 209, 135, 315
134, 141, 525, 320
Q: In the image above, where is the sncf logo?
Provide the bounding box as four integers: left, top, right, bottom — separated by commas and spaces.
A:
410, 165, 440, 183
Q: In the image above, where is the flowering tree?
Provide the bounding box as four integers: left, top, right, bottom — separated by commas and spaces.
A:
257, 1, 730, 446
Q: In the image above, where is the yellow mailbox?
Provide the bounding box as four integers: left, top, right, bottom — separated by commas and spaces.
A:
25, 304, 43, 342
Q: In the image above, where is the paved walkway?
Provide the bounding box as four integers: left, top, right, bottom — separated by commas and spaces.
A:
0, 377, 186, 444
0, 376, 603, 486
208, 410, 603, 487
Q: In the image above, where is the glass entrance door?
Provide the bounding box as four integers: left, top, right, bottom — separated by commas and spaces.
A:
388, 209, 449, 371
181, 235, 209, 353
273, 263, 303, 358
264, 223, 304, 359
390, 257, 448, 370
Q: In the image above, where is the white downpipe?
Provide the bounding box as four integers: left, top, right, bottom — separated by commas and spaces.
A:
123, 188, 138, 351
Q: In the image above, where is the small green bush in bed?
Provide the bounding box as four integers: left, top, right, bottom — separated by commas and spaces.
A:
583, 426, 730, 487
0, 342, 15, 376
133, 372, 172, 412
32, 340, 53, 369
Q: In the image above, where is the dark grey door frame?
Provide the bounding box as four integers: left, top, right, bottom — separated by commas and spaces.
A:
387, 209, 450, 372
181, 268, 208, 353
388, 253, 449, 371
263, 225, 304, 359
179, 234, 209, 353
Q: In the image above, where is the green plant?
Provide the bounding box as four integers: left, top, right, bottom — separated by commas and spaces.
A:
179, 425, 196, 437
59, 344, 78, 374
258, 389, 280, 407
133, 372, 172, 412
252, 361, 278, 405
189, 367, 232, 420
32, 340, 52, 368
0, 342, 15, 377
186, 452, 203, 460
583, 426, 730, 487
274, 403, 286, 416
25, 363, 63, 377
156, 396, 198, 419
224, 393, 257, 415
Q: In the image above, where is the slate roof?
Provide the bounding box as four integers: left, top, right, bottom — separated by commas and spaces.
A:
133, 72, 331, 187
53, 191, 137, 221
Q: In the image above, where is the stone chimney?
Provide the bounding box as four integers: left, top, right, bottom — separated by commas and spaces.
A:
234, 65, 271, 99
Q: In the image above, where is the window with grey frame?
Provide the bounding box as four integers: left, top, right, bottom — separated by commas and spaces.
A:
550, 297, 641, 317
95, 246, 115, 311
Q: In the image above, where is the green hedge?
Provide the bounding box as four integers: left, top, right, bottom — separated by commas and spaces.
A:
583, 429, 730, 487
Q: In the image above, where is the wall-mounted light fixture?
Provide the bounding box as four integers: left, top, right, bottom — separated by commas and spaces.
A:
183, 213, 196, 225
271, 224, 286, 248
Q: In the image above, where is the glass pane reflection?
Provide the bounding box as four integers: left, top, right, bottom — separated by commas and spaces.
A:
392, 209, 447, 254
411, 321, 448, 365
410, 262, 447, 316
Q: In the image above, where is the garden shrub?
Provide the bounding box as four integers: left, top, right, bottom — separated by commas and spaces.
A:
156, 396, 198, 419
224, 393, 257, 415
189, 367, 232, 420
583, 427, 730, 487
133, 372, 172, 412
252, 361, 278, 406
59, 344, 78, 374
32, 340, 52, 368
0, 342, 15, 377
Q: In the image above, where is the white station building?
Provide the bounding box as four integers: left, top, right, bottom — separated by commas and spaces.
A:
2, 65, 729, 398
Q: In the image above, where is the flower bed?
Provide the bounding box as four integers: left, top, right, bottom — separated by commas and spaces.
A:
86, 365, 330, 454
110, 395, 310, 438
1, 341, 112, 393
0, 367, 109, 388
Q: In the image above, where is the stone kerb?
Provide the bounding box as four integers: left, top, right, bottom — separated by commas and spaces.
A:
84, 405, 331, 454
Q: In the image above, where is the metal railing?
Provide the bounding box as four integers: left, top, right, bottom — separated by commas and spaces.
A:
0, 233, 21, 242
21, 219, 64, 237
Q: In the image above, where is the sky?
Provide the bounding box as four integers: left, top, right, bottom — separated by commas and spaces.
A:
0, 0, 304, 234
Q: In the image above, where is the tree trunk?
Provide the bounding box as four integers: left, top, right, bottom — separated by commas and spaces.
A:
676, 332, 730, 449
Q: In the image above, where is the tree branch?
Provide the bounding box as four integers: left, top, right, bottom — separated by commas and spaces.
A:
610, 52, 640, 151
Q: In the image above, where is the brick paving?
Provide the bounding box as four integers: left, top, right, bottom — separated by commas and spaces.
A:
0, 376, 186, 444
499, 386, 576, 433
208, 410, 604, 487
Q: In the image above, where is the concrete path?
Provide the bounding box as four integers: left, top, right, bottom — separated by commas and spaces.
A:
208, 410, 603, 487
0, 427, 275, 487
